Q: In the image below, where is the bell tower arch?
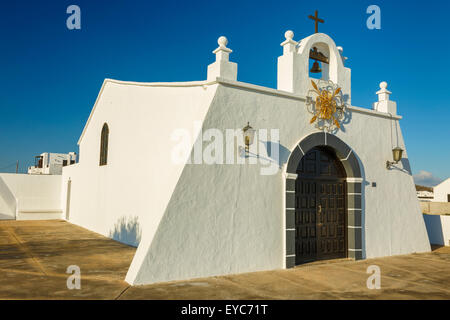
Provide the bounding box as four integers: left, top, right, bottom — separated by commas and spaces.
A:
277, 31, 352, 105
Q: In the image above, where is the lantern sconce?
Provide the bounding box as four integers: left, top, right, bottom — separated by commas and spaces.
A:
242, 122, 256, 154
386, 147, 404, 169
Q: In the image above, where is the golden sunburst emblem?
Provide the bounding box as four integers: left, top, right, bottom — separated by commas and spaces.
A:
306, 80, 346, 132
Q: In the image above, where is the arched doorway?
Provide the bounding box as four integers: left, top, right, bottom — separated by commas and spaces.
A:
294, 146, 347, 265
284, 132, 363, 268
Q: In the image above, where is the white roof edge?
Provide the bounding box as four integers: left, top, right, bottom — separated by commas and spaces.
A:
104, 78, 218, 87
435, 177, 450, 188
216, 77, 403, 120
77, 77, 402, 145
76, 78, 219, 145
348, 105, 402, 120
77, 79, 108, 145
216, 77, 308, 101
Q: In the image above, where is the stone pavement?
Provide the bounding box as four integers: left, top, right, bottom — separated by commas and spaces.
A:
1, 220, 449, 300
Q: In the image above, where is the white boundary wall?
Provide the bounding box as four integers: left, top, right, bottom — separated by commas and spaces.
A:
0, 173, 62, 220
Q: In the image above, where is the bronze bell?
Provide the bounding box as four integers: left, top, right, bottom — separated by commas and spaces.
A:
310, 60, 322, 73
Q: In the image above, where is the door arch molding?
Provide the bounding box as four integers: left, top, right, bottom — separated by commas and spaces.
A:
284, 132, 363, 268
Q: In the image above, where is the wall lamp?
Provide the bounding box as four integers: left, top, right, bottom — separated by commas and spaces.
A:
386, 147, 403, 169
242, 122, 256, 153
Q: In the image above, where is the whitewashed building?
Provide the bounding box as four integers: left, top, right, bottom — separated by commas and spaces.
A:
420, 179, 450, 246
433, 178, 450, 203
28, 152, 77, 175
60, 30, 431, 285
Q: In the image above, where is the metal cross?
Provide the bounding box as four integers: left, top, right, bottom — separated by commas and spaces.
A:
308, 10, 324, 33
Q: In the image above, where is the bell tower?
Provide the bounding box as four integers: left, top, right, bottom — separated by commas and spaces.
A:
277, 30, 352, 105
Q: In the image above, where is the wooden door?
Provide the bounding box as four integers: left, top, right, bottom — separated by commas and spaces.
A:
295, 147, 347, 265
317, 180, 346, 260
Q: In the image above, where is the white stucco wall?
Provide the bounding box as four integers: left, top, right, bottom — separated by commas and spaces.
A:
423, 214, 450, 246
61, 79, 218, 248
434, 178, 450, 202
0, 173, 62, 220
126, 80, 430, 285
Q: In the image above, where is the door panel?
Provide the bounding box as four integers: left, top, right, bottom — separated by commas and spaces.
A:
295, 147, 347, 265
295, 180, 317, 264
317, 180, 346, 260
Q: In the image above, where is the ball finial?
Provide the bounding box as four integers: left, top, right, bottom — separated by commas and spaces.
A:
218, 36, 228, 47
284, 30, 294, 40
380, 81, 388, 89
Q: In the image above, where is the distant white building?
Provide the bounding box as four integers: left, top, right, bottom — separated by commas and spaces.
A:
422, 178, 450, 247
28, 152, 77, 175
434, 178, 450, 202
417, 190, 434, 202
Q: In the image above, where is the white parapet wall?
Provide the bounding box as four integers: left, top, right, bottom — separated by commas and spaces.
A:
0, 173, 62, 220
423, 214, 450, 246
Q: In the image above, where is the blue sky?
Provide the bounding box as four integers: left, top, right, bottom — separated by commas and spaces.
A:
0, 0, 449, 185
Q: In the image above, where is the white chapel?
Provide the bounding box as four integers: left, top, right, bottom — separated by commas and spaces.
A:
58, 25, 430, 285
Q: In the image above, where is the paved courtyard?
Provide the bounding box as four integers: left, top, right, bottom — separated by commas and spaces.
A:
0, 220, 449, 299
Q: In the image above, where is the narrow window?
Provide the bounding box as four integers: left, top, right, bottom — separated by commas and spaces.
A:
99, 123, 109, 166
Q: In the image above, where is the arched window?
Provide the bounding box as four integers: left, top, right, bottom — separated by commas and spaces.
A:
99, 123, 109, 166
